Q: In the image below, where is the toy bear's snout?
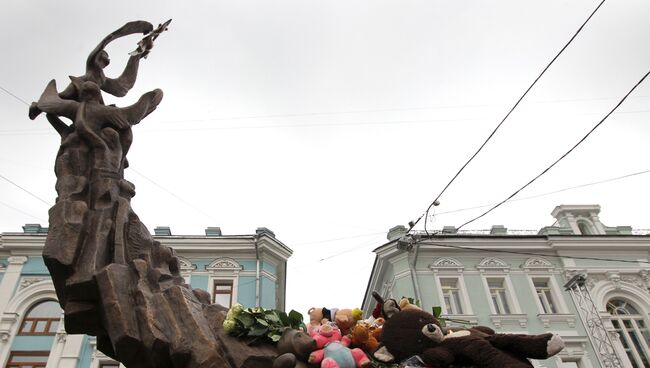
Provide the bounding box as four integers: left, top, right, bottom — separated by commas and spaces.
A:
421, 323, 443, 342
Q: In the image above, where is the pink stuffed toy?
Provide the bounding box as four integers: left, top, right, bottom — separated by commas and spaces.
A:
308, 323, 370, 368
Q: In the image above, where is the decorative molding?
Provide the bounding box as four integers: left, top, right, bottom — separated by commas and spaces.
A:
477, 257, 510, 273
19, 277, 47, 290
7, 256, 28, 266
206, 257, 242, 273
537, 314, 576, 329
489, 314, 527, 329
56, 331, 67, 343
0, 331, 10, 342
429, 257, 464, 272
177, 257, 196, 272
522, 257, 554, 272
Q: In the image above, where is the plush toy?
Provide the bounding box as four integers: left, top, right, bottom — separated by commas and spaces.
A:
307, 322, 370, 367
398, 297, 421, 311
350, 323, 380, 354
308, 341, 370, 368
371, 292, 401, 319
308, 307, 362, 335
374, 309, 564, 368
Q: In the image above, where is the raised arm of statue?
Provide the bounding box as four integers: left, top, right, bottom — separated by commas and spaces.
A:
122, 89, 164, 125
84, 21, 154, 97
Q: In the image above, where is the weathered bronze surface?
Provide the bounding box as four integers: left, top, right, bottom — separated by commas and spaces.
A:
30, 21, 279, 368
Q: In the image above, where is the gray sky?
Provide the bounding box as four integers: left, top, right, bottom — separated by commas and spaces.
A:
1, 0, 649, 314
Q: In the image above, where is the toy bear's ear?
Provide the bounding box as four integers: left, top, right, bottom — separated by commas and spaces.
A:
373, 345, 395, 363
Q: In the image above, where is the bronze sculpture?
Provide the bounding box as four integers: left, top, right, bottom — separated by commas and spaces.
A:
30, 21, 281, 368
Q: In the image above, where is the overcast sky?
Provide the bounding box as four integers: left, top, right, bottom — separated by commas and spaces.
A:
1, 0, 649, 314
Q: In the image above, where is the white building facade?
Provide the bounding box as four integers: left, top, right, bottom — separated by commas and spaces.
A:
0, 225, 292, 368
362, 205, 650, 368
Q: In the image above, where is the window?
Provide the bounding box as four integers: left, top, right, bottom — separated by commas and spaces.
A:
213, 280, 233, 307
99, 362, 120, 368
577, 222, 592, 235
533, 278, 558, 314
19, 300, 62, 335
607, 299, 650, 368
440, 278, 464, 315
5, 351, 49, 368
487, 278, 511, 314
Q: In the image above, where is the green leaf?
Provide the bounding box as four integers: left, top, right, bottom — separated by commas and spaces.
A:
432, 306, 442, 318
249, 324, 268, 337
264, 310, 281, 323
288, 310, 303, 327
237, 313, 254, 328
278, 311, 290, 326
256, 318, 269, 327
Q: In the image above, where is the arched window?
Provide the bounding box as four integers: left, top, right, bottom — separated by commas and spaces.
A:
18, 300, 62, 335
607, 299, 650, 367
577, 221, 592, 235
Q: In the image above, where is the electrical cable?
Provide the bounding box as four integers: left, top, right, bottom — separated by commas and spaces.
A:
0, 200, 47, 223
0, 173, 52, 207
456, 68, 650, 231
129, 168, 219, 224
435, 169, 650, 217
412, 0, 608, 235
0, 84, 30, 106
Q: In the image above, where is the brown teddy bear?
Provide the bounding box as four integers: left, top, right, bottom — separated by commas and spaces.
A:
350, 323, 380, 354
373, 309, 564, 368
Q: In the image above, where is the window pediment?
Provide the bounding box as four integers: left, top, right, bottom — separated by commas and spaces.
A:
429, 257, 464, 272
522, 257, 554, 272
206, 257, 242, 272
477, 257, 510, 272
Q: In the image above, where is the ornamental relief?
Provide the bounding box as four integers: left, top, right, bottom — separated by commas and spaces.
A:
563, 270, 650, 293
19, 277, 47, 290
429, 257, 464, 271
206, 257, 242, 271
477, 257, 509, 272
522, 257, 554, 270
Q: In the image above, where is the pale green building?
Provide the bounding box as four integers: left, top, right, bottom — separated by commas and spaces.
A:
0, 225, 291, 368
362, 205, 650, 368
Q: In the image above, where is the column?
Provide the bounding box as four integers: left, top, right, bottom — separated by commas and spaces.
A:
0, 256, 28, 368
0, 256, 28, 314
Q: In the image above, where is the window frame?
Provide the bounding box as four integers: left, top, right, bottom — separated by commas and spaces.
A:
212, 280, 234, 307
527, 276, 567, 315
5, 351, 50, 368
435, 276, 471, 316
18, 300, 62, 336
481, 275, 521, 315
607, 298, 650, 367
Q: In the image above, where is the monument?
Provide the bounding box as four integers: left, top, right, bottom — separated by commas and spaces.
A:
29, 21, 281, 368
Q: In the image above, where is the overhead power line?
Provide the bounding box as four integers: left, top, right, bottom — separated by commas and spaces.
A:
456, 68, 650, 231
129, 168, 219, 224
0, 84, 30, 106
435, 169, 650, 217
413, 0, 608, 234
0, 200, 47, 223
0, 173, 52, 207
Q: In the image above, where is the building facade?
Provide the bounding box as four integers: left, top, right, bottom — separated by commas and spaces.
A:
0, 225, 292, 368
362, 205, 650, 368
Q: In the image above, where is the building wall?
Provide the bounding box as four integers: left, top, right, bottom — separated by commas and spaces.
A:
0, 227, 292, 368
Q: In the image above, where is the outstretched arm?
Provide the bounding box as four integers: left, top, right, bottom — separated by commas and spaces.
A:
45, 114, 73, 137
85, 21, 153, 72
102, 54, 141, 97
122, 89, 164, 125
